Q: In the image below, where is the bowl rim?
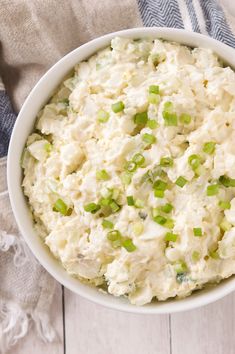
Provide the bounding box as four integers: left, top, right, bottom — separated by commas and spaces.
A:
7, 27, 235, 314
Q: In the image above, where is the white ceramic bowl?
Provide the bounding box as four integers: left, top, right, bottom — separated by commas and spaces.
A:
7, 27, 235, 314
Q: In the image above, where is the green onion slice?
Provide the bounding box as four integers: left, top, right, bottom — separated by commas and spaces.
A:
203, 141, 216, 155
218, 200, 231, 210
153, 179, 167, 191
122, 238, 137, 252
148, 93, 160, 105
84, 202, 101, 214
134, 111, 148, 126
153, 215, 167, 225
219, 175, 235, 188
96, 169, 110, 181
97, 109, 110, 123
132, 153, 145, 166
207, 184, 219, 196
160, 157, 173, 167
161, 203, 173, 213
179, 113, 191, 125
188, 154, 201, 170
175, 176, 187, 188
110, 201, 120, 213
102, 219, 114, 229
125, 161, 137, 172
53, 198, 71, 216
107, 230, 121, 241
111, 101, 125, 113
127, 196, 135, 206
193, 227, 202, 237
154, 189, 164, 198
142, 133, 156, 145
164, 232, 178, 242
162, 111, 178, 126
149, 85, 159, 94
147, 119, 158, 129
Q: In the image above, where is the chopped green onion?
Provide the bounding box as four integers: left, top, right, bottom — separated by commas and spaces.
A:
44, 142, 52, 153
207, 184, 219, 196
179, 113, 191, 125
122, 238, 137, 252
175, 261, 187, 274
219, 175, 235, 188
107, 230, 121, 241
192, 251, 200, 262
149, 85, 159, 94
112, 239, 123, 248
162, 111, 178, 126
152, 208, 159, 218
164, 232, 178, 242
148, 93, 160, 105
111, 101, 125, 113
134, 111, 148, 125
110, 201, 120, 213
220, 218, 232, 232
102, 219, 114, 229
121, 171, 132, 185
218, 200, 231, 210
127, 196, 135, 206
209, 250, 219, 259
154, 189, 165, 198
132, 222, 144, 236
188, 154, 201, 171
53, 198, 70, 216
164, 101, 173, 112
164, 218, 174, 229
111, 188, 120, 200
153, 179, 167, 191
153, 215, 167, 225
132, 153, 145, 166
203, 141, 216, 155
142, 133, 156, 145
134, 199, 144, 209
84, 202, 101, 214
96, 169, 110, 181
193, 227, 202, 237
97, 109, 110, 123
175, 176, 187, 188
160, 157, 173, 167
161, 203, 173, 213
125, 161, 137, 173
147, 119, 158, 129
99, 197, 111, 206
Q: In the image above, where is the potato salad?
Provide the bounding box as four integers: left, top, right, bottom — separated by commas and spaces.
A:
22, 37, 235, 305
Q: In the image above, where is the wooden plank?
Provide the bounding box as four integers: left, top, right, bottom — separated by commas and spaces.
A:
171, 292, 235, 354
8, 283, 64, 354
64, 288, 171, 354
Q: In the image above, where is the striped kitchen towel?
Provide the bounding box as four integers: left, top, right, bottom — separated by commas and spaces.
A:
0, 0, 235, 352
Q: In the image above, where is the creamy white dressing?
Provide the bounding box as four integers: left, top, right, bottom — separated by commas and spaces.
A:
22, 37, 235, 305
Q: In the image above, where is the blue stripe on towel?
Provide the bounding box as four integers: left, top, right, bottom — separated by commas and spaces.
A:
199, 0, 235, 48
137, 0, 184, 28
0, 91, 16, 157
186, 0, 201, 33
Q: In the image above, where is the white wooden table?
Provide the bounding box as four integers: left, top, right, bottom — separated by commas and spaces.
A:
8, 1, 235, 353
8, 283, 235, 354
